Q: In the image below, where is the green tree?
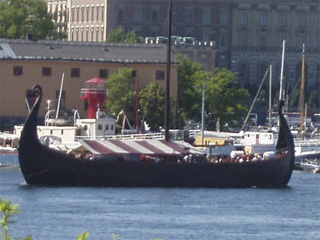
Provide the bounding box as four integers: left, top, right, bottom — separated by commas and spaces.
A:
204, 68, 250, 131
177, 55, 249, 131
0, 0, 59, 40
176, 54, 206, 125
139, 82, 165, 131
106, 68, 137, 127
106, 27, 140, 43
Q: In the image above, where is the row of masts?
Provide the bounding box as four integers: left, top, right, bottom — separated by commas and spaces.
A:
166, 2, 307, 141
243, 40, 307, 140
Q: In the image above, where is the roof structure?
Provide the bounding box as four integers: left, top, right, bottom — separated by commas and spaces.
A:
86, 77, 106, 84
80, 139, 203, 156
0, 39, 177, 64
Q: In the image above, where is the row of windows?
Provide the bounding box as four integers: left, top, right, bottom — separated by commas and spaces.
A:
97, 123, 114, 131
71, 6, 104, 23
69, 26, 105, 42
240, 11, 309, 28
118, 7, 229, 25
237, 61, 315, 83
13, 66, 165, 80
13, 66, 108, 79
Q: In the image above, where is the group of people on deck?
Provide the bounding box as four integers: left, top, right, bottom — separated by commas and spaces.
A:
208, 153, 262, 163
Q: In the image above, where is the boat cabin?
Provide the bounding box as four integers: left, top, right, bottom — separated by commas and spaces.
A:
242, 131, 278, 155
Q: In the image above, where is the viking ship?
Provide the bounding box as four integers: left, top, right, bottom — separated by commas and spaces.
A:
18, 85, 295, 187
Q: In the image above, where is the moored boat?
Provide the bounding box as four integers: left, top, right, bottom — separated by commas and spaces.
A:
18, 85, 295, 188
0, 132, 19, 154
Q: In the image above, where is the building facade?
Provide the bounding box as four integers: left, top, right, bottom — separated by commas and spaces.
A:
46, 0, 230, 70
231, 0, 320, 91
46, 0, 320, 91
0, 39, 178, 130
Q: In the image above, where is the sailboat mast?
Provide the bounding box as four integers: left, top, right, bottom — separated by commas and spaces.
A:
279, 40, 285, 100
165, 0, 172, 141
300, 44, 306, 140
201, 80, 205, 146
269, 65, 273, 128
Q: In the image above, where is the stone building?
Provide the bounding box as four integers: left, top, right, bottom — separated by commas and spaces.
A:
231, 0, 320, 90
46, 0, 229, 71
46, 0, 320, 92
0, 39, 178, 130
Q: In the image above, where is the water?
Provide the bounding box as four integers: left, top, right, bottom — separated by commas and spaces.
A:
1, 155, 320, 240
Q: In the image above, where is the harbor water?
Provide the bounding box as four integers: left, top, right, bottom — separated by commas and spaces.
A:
0, 154, 320, 240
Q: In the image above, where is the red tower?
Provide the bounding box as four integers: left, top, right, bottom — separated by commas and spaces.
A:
81, 77, 107, 119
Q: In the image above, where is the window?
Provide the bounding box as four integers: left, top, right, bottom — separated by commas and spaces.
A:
81, 7, 84, 22
76, 8, 79, 22
91, 6, 94, 21
151, 9, 159, 23
71, 68, 80, 77
134, 6, 142, 22
42, 67, 52, 76
202, 28, 210, 42
105, 124, 109, 130
99, 69, 109, 78
86, 7, 89, 22
101, 6, 104, 21
118, 8, 124, 22
220, 9, 228, 25
260, 12, 267, 27
185, 7, 194, 24
98, 124, 103, 130
13, 66, 23, 76
203, 9, 211, 25
156, 70, 165, 80
240, 12, 248, 27
279, 13, 287, 27
172, 8, 177, 24
96, 6, 100, 21
298, 12, 307, 28
220, 31, 228, 47
71, 8, 75, 22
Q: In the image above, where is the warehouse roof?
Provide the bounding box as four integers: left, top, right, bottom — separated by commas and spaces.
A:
0, 39, 176, 64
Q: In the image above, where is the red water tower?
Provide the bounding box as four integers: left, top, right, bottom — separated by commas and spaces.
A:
81, 77, 107, 119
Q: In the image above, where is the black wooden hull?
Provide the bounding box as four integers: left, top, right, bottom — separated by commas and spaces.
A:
18, 85, 295, 188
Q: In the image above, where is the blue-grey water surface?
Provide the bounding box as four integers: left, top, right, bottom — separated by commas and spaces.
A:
0, 154, 319, 240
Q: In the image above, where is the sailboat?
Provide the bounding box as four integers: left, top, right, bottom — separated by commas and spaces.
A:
293, 44, 320, 170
